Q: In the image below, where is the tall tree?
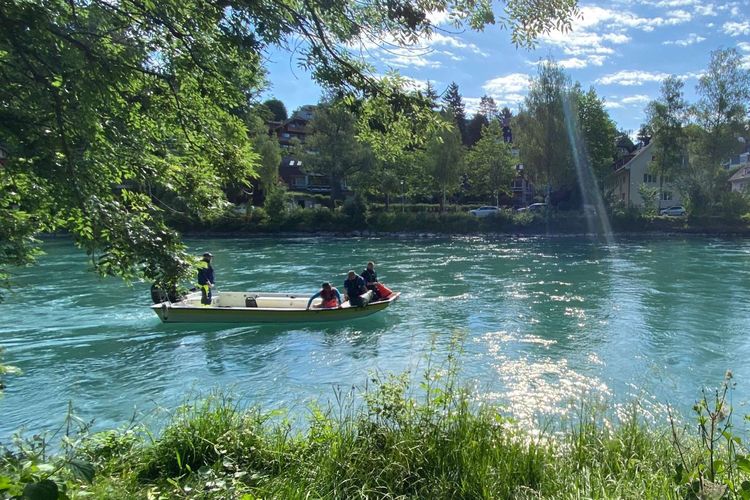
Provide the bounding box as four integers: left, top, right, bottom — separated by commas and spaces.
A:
500, 107, 514, 143
299, 101, 373, 202
646, 76, 688, 204
478, 95, 500, 121
693, 48, 750, 165
466, 113, 489, 147
424, 81, 440, 111
515, 61, 574, 195
574, 87, 617, 186
0, 0, 580, 295
263, 99, 288, 122
442, 82, 468, 144
467, 121, 516, 205
247, 116, 282, 196
424, 122, 465, 211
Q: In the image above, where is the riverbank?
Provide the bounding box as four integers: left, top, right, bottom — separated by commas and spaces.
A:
1, 363, 744, 499
171, 208, 750, 238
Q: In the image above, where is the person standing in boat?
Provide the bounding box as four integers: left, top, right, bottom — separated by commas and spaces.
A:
306, 282, 342, 310
343, 270, 371, 307
361, 261, 379, 298
197, 252, 215, 306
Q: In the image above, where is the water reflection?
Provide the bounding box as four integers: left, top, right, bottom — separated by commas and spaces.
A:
1, 236, 749, 437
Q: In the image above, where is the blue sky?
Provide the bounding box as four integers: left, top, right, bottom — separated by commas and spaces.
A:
261, 0, 750, 133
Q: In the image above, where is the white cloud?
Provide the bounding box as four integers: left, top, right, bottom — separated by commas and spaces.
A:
739, 42, 750, 52
575, 5, 692, 31
400, 76, 430, 92
662, 33, 706, 46
621, 94, 651, 105
604, 101, 624, 109
427, 33, 488, 57
650, 0, 696, 6
596, 70, 669, 86
464, 97, 482, 116
664, 9, 693, 24
694, 4, 717, 16
384, 48, 442, 69
482, 73, 531, 95
558, 55, 607, 68
427, 10, 453, 26
723, 21, 750, 36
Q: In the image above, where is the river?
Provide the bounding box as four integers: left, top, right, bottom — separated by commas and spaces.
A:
1, 235, 749, 437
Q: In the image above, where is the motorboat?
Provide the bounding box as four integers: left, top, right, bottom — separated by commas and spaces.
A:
151, 290, 400, 324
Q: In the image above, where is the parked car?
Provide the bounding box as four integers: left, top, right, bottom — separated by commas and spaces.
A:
469, 206, 502, 218
659, 205, 687, 216
517, 203, 547, 213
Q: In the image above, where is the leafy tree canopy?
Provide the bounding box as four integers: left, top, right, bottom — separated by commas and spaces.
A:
0, 0, 580, 296
263, 99, 289, 122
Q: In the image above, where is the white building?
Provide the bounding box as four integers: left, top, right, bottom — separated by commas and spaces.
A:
609, 141, 683, 210
729, 164, 750, 193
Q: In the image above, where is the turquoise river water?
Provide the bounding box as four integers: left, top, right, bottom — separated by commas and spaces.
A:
1, 236, 749, 438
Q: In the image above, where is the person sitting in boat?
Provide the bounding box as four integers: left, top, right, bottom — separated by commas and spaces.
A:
196, 252, 215, 306
361, 261, 379, 298
306, 282, 342, 310
343, 270, 371, 307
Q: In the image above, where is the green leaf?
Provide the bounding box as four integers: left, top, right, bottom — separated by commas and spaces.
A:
0, 475, 13, 490
22, 479, 59, 500
67, 458, 95, 483
738, 457, 750, 474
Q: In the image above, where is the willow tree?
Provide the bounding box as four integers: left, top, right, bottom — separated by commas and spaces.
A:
515, 61, 574, 195
0, 0, 580, 296
425, 122, 465, 211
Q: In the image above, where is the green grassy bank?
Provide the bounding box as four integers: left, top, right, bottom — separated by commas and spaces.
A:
2, 351, 748, 499
172, 205, 750, 237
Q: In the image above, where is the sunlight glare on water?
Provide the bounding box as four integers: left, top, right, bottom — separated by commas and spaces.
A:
1, 236, 749, 437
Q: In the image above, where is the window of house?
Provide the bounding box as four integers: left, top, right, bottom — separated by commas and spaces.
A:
643, 174, 656, 183
292, 177, 305, 186
662, 191, 673, 201
289, 160, 296, 166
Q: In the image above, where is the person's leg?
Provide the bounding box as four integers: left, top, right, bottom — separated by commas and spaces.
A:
200, 285, 212, 305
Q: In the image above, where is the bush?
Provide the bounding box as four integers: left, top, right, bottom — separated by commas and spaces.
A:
264, 188, 289, 222
342, 193, 368, 225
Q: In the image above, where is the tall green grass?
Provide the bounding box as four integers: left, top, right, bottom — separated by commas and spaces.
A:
3, 350, 749, 499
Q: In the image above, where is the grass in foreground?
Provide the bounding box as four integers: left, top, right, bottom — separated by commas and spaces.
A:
2, 353, 749, 499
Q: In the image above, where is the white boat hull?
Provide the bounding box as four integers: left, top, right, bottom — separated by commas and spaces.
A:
151, 291, 400, 324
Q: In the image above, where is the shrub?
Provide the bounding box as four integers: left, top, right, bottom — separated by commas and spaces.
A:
264, 188, 289, 222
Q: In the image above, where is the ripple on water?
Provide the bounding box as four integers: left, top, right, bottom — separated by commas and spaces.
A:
2, 236, 750, 437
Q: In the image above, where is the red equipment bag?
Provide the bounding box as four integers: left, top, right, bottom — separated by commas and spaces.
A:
375, 282, 393, 298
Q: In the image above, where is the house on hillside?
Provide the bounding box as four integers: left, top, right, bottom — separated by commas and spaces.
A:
270, 105, 316, 150
729, 165, 750, 193
269, 105, 348, 202
609, 141, 683, 210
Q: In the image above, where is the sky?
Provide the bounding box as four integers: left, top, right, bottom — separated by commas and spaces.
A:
261, 0, 750, 134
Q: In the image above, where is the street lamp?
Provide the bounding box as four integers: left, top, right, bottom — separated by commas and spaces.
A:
400, 180, 405, 213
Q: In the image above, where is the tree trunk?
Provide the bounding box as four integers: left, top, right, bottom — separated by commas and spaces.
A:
385, 192, 390, 210
441, 187, 446, 213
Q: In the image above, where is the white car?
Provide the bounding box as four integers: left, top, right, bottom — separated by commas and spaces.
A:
469, 206, 502, 218
517, 203, 547, 213
659, 205, 687, 216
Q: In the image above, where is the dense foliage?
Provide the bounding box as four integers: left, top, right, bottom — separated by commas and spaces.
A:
2, 349, 749, 499
0, 0, 581, 295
